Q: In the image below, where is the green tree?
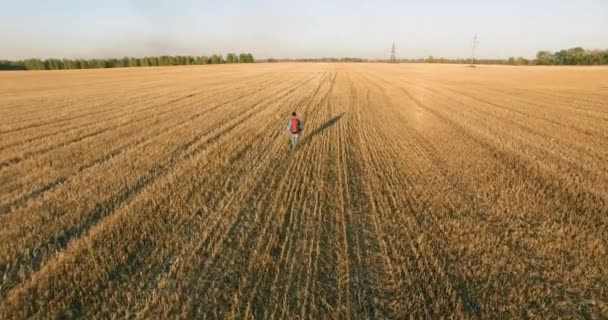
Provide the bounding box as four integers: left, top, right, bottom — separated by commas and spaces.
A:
210, 54, 223, 64
159, 56, 170, 66
0, 60, 25, 70
535, 51, 555, 65
554, 50, 568, 65
146, 57, 159, 67
0, 51, 254, 71
23, 59, 44, 70
226, 53, 238, 63
120, 57, 129, 68
567, 47, 586, 65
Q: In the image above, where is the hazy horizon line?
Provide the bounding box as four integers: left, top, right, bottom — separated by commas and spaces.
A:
4, 47, 606, 62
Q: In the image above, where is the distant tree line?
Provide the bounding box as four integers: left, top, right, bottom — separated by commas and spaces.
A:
416, 48, 608, 66
0, 53, 255, 71
268, 48, 608, 66
4, 48, 606, 70
266, 57, 368, 63
532, 48, 608, 65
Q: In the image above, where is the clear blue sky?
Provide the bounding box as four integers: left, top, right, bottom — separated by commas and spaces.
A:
1, 0, 606, 60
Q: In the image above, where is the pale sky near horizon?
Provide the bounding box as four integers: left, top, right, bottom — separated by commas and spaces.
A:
1, 0, 606, 60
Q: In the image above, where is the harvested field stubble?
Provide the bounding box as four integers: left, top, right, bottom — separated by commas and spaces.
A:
0, 63, 607, 318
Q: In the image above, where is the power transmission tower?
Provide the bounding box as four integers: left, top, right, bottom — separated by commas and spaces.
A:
390, 43, 397, 63
471, 34, 479, 65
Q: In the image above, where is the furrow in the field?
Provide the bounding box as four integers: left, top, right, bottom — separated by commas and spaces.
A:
366, 73, 607, 316
436, 84, 608, 139
369, 71, 593, 317
459, 84, 608, 118
435, 90, 608, 177
0, 73, 270, 155
0, 70, 321, 318
0, 68, 265, 141
300, 72, 355, 319
313, 71, 392, 320
399, 119, 608, 317
398, 82, 608, 227
2, 64, 607, 318
0, 75, 201, 118
433, 83, 607, 134
135, 70, 332, 318
0, 67, 258, 115
0, 72, 316, 305
407, 83, 608, 199
265, 72, 338, 320
350, 72, 474, 318
387, 71, 608, 232
265, 156, 315, 319
230, 71, 343, 319
0, 75, 288, 213
63, 71, 325, 318
0, 70, 273, 139
0, 95, 168, 135
332, 117, 353, 317
525, 87, 608, 111
240, 71, 340, 319
0, 80, 175, 121
400, 128, 606, 317
295, 71, 342, 320
0, 85, 197, 148
337, 71, 410, 319
344, 75, 431, 317
0, 88, 185, 167
0, 91, 185, 151
285, 70, 354, 318
371, 74, 608, 170
362, 65, 608, 113
0, 68, 196, 98
2, 73, 280, 192
373, 75, 608, 203
410, 75, 608, 116
125, 71, 332, 319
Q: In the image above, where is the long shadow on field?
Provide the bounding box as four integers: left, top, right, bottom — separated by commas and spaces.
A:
301, 113, 344, 147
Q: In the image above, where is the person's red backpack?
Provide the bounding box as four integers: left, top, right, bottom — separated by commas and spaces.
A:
290, 117, 302, 134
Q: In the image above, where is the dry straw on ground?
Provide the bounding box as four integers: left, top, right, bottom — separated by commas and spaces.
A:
0, 63, 607, 319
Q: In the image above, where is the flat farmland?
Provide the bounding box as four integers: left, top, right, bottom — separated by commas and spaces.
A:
0, 63, 607, 319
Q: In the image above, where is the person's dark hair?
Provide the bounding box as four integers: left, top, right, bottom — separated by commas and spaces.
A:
292, 112, 296, 116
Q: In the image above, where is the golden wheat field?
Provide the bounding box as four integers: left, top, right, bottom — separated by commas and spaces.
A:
0, 63, 607, 319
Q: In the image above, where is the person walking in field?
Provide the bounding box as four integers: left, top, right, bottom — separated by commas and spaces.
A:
287, 112, 303, 150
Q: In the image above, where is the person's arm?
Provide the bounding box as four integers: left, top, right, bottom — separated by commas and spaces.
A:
286, 119, 291, 132
298, 120, 303, 132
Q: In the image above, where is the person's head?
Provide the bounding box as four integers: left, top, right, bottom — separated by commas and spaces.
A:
292, 112, 296, 117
